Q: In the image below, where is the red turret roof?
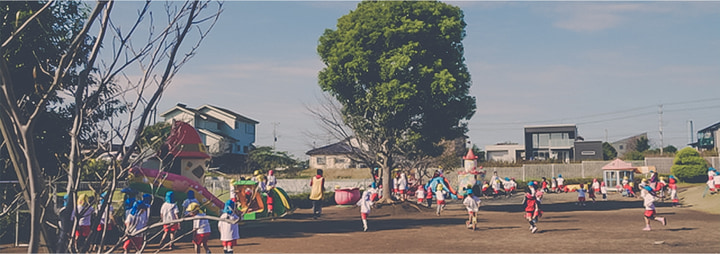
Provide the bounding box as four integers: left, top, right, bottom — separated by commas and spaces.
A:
463, 149, 478, 160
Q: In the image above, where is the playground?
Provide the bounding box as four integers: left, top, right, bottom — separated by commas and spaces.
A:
5, 185, 716, 253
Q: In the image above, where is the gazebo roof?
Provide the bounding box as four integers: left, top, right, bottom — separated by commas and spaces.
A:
602, 158, 636, 171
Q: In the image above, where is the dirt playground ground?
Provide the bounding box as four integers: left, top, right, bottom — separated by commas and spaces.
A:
2, 186, 719, 253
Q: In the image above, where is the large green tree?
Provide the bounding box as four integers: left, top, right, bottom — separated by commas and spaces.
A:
317, 1, 476, 202
671, 147, 709, 183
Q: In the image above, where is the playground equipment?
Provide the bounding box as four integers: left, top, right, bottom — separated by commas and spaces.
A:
128, 121, 293, 219
602, 158, 639, 192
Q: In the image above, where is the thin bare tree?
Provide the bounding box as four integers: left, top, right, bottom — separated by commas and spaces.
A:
0, 0, 222, 252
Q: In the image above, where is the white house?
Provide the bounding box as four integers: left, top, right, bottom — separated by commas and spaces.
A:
160, 103, 258, 155
485, 143, 525, 163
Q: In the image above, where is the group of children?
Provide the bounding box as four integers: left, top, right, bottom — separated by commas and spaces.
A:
120, 189, 242, 254
356, 170, 680, 233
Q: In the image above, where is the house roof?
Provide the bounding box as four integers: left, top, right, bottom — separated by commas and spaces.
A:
602, 158, 636, 171
611, 132, 647, 145
306, 141, 354, 156
161, 103, 258, 125
197, 129, 239, 142
198, 104, 259, 124
698, 121, 720, 133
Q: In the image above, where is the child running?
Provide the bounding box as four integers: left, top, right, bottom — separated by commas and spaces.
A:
435, 184, 446, 216
416, 185, 425, 206
356, 190, 374, 231
123, 200, 147, 254
186, 202, 212, 254
462, 189, 482, 230
668, 175, 679, 207
522, 188, 542, 233
218, 200, 240, 254
577, 184, 587, 206
159, 191, 180, 250
640, 179, 667, 231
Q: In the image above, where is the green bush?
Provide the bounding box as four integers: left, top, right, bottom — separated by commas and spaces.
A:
288, 191, 336, 209
670, 147, 709, 183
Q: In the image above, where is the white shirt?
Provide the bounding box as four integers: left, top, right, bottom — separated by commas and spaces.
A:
577, 188, 586, 198
416, 189, 425, 199
398, 174, 407, 190
98, 205, 113, 225
218, 213, 240, 241
641, 189, 656, 210
266, 175, 277, 189
124, 210, 147, 236
72, 205, 94, 226
356, 196, 373, 214
463, 196, 481, 212
557, 178, 565, 186
160, 202, 179, 223
592, 181, 600, 190
193, 213, 211, 234
435, 190, 445, 201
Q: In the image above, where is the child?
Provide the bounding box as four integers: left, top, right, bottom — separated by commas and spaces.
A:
640, 180, 667, 231
551, 177, 558, 193
576, 184, 587, 206
655, 177, 667, 201
356, 191, 373, 231
588, 183, 596, 203
592, 179, 601, 194
522, 188, 542, 233
556, 174, 565, 193
183, 190, 200, 216
159, 191, 180, 250
71, 193, 94, 252
92, 192, 116, 252
186, 202, 212, 254
398, 172, 408, 201
123, 200, 147, 254
668, 175, 679, 207
218, 200, 240, 254
416, 185, 425, 206
462, 189, 482, 230
600, 181, 608, 201
435, 184, 446, 216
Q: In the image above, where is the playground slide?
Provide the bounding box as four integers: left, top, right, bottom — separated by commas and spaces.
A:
426, 177, 458, 199
128, 167, 225, 216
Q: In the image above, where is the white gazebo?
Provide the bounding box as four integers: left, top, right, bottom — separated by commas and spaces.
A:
602, 158, 640, 191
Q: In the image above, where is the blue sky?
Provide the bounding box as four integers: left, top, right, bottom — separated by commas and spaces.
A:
150, 1, 720, 159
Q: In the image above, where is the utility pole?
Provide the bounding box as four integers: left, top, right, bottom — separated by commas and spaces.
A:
272, 122, 279, 150
658, 105, 664, 155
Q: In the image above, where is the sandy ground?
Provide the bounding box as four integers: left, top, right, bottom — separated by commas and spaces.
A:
2, 186, 719, 253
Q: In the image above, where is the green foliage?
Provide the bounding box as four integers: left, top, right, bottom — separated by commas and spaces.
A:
663, 145, 678, 153
671, 147, 709, 183
471, 144, 486, 163
635, 136, 650, 152
247, 146, 303, 173
137, 122, 172, 151
80, 158, 111, 181
317, 1, 476, 169
287, 191, 336, 209
623, 150, 645, 160
602, 142, 617, 160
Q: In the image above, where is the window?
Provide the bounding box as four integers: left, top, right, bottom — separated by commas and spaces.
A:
619, 145, 624, 150
581, 151, 596, 156
216, 122, 221, 130
243, 146, 249, 153
316, 157, 326, 165
334, 158, 347, 164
